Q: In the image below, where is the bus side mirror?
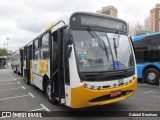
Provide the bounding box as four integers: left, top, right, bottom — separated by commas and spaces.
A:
63, 28, 72, 58
63, 28, 70, 44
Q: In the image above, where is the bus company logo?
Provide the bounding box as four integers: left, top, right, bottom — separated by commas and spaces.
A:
118, 79, 124, 84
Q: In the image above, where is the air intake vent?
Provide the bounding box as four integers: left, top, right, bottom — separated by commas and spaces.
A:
85, 74, 98, 81
102, 86, 110, 88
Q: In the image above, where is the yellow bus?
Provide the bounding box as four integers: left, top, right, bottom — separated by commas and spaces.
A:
14, 12, 137, 108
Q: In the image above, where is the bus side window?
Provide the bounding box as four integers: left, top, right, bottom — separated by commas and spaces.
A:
41, 33, 49, 59
33, 39, 40, 60
41, 47, 49, 59
34, 50, 39, 59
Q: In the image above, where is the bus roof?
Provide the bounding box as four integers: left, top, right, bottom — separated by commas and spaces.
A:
20, 12, 128, 49
133, 32, 160, 41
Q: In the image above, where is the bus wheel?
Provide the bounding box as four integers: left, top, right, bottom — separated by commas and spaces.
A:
46, 80, 58, 104
144, 68, 159, 85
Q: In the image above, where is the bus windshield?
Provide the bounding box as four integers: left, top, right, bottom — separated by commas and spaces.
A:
72, 29, 134, 72
107, 33, 134, 70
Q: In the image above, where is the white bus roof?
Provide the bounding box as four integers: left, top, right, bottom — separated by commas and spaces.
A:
20, 12, 127, 49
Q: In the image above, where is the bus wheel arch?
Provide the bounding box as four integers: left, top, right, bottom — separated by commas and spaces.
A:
43, 75, 58, 104
143, 65, 160, 85
42, 75, 49, 92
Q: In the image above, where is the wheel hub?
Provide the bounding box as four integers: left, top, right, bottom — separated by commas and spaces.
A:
47, 84, 51, 99
147, 72, 156, 81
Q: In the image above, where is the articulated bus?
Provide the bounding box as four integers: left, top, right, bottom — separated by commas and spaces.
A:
13, 12, 137, 108
133, 32, 160, 85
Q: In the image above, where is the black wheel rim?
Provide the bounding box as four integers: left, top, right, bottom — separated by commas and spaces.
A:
47, 84, 52, 99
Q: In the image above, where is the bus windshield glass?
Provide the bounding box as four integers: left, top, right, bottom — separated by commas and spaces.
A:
107, 33, 134, 70
72, 30, 134, 72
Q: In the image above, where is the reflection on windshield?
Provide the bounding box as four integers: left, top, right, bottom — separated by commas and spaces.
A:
72, 30, 114, 72
72, 30, 134, 72
87, 27, 109, 61
107, 33, 134, 70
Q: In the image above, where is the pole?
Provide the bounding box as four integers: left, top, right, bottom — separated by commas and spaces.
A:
6, 38, 9, 51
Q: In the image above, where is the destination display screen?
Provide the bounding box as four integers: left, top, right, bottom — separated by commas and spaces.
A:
70, 14, 127, 32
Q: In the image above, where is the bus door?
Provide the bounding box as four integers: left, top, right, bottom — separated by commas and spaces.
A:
26, 45, 32, 84
50, 28, 66, 104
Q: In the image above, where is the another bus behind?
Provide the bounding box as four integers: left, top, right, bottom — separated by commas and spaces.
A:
133, 32, 160, 85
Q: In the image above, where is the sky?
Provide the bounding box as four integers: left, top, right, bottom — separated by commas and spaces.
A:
0, 0, 159, 51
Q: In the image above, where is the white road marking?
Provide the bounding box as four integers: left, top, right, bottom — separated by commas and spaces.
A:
0, 87, 23, 92
22, 86, 26, 89
28, 93, 35, 98
30, 108, 45, 111
0, 83, 17, 86
40, 104, 50, 111
14, 79, 16, 80
0, 94, 30, 101
142, 90, 154, 94
17, 82, 20, 84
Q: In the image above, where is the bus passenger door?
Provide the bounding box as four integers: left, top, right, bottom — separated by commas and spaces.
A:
63, 28, 71, 106
50, 29, 65, 104
26, 45, 32, 84
20, 49, 23, 76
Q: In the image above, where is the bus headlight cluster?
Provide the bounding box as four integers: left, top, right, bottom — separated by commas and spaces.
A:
126, 79, 133, 85
83, 83, 101, 90
83, 83, 87, 88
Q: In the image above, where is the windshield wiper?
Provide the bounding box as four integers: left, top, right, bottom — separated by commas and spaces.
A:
113, 30, 120, 59
87, 27, 109, 61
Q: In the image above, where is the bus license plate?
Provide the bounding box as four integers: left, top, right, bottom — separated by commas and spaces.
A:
110, 90, 121, 97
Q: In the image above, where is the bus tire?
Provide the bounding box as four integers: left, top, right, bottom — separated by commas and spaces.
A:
144, 68, 159, 85
46, 80, 58, 104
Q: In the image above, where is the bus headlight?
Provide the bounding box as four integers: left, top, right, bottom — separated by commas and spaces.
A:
83, 83, 87, 88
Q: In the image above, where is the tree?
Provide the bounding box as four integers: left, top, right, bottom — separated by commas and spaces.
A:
0, 48, 9, 56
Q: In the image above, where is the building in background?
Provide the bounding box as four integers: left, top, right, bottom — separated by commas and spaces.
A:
144, 17, 150, 31
134, 23, 149, 36
96, 5, 118, 17
150, 4, 160, 33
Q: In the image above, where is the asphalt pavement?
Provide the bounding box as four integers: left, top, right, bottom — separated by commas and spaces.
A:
0, 68, 160, 120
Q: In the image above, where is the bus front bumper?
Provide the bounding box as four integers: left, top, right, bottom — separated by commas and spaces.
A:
70, 78, 137, 108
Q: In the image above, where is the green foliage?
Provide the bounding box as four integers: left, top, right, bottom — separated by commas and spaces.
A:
0, 48, 9, 56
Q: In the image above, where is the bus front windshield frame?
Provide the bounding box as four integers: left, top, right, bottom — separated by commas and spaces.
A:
72, 28, 135, 73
